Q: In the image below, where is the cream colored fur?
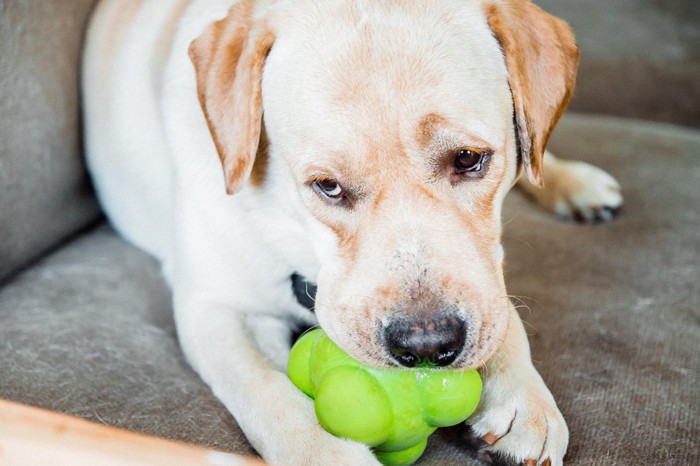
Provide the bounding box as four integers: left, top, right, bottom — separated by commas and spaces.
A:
83, 1, 621, 464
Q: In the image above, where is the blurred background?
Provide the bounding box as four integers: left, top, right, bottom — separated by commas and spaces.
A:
537, 0, 700, 129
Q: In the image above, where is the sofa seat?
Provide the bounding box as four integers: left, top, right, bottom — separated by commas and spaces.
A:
1, 114, 698, 465
0, 225, 255, 456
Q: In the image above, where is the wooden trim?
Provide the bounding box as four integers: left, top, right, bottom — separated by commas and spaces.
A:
0, 400, 266, 465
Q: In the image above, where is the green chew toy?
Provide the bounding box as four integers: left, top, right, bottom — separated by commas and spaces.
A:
288, 329, 482, 466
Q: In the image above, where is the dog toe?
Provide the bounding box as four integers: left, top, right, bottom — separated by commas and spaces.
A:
465, 386, 568, 466
481, 450, 522, 466
551, 162, 623, 224
571, 204, 622, 224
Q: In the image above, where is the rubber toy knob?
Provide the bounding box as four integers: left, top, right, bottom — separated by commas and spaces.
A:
288, 329, 482, 465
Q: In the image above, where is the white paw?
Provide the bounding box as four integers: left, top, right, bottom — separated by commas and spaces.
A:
264, 420, 381, 465
300, 432, 382, 466
258, 386, 381, 466
465, 377, 569, 466
526, 158, 623, 224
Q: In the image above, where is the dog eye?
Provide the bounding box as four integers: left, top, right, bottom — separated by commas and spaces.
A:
454, 148, 485, 173
312, 179, 344, 199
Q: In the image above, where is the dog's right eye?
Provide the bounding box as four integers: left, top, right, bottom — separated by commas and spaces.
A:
311, 178, 349, 206
315, 179, 342, 197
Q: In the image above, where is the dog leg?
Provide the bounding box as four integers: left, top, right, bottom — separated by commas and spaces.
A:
517, 150, 623, 223
174, 299, 380, 466
467, 304, 569, 466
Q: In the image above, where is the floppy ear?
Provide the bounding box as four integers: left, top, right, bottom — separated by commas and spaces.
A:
484, 0, 579, 187
188, 1, 275, 194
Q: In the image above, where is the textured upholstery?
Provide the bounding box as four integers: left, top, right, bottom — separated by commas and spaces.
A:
0, 0, 102, 282
0, 224, 254, 455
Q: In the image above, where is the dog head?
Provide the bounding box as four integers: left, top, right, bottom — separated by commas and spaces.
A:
189, 0, 578, 368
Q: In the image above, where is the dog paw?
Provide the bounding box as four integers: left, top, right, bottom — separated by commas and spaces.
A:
264, 421, 381, 465
303, 434, 382, 466
248, 376, 382, 466
270, 420, 382, 465
523, 157, 623, 224
465, 381, 569, 466
550, 160, 622, 224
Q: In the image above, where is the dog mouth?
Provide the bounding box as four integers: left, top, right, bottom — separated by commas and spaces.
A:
291, 273, 318, 311
290, 272, 503, 370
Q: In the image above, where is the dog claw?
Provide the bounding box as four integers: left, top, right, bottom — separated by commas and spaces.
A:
523, 156, 623, 225
479, 450, 523, 466
571, 204, 621, 224
483, 432, 498, 446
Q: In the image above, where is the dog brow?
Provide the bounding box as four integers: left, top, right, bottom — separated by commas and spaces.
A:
416, 112, 449, 149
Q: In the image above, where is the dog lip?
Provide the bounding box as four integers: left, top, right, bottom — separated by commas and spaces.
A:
291, 273, 317, 312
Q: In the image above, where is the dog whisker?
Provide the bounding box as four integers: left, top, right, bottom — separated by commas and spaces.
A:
501, 211, 522, 227
507, 293, 543, 308
501, 234, 536, 250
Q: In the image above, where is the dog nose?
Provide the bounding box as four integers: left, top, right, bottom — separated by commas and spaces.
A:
384, 313, 466, 367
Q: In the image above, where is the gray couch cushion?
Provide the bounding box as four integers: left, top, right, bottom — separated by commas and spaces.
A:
1, 114, 698, 464
0, 0, 102, 283
0, 224, 253, 454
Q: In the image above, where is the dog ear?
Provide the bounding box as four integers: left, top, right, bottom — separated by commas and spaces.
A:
188, 1, 275, 194
484, 0, 579, 187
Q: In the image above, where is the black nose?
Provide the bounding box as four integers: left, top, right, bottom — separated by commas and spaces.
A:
384, 312, 466, 367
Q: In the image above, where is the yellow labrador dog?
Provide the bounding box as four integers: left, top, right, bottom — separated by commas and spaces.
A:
83, 0, 622, 464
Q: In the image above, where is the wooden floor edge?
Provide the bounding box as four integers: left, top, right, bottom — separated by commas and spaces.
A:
0, 399, 266, 466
